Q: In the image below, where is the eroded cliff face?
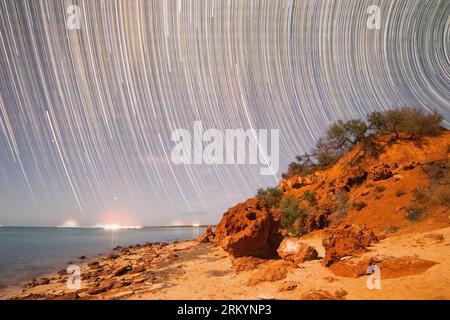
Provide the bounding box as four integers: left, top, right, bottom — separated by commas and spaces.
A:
278, 131, 450, 234
215, 131, 450, 258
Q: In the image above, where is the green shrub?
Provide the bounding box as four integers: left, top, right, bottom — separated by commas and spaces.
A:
368, 107, 443, 138
423, 161, 449, 185
302, 190, 317, 205
326, 119, 368, 150
280, 107, 444, 190
280, 196, 308, 236
413, 186, 430, 202
313, 137, 341, 168
405, 207, 424, 222
433, 185, 450, 207
334, 190, 348, 220
256, 187, 283, 208
352, 201, 368, 211
282, 153, 315, 179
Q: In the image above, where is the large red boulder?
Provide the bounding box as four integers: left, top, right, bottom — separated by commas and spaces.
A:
215, 198, 282, 258
277, 237, 318, 264
197, 226, 215, 243
321, 222, 378, 267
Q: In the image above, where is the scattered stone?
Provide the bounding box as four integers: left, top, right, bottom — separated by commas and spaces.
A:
129, 265, 146, 274
167, 253, 178, 263
321, 222, 378, 267
148, 283, 166, 292
23, 279, 37, 288
370, 164, 393, 181
323, 276, 338, 283
49, 292, 80, 300
335, 289, 348, 299
246, 261, 288, 286
79, 255, 87, 260
88, 279, 116, 295
110, 290, 134, 300
88, 261, 99, 267
231, 256, 266, 272
37, 278, 50, 285
422, 234, 445, 243
329, 257, 372, 278
108, 253, 120, 260
277, 237, 318, 264
258, 294, 276, 300
197, 226, 215, 243
377, 256, 437, 279
278, 281, 298, 292
112, 265, 131, 277
112, 279, 132, 289
300, 289, 347, 300
57, 269, 67, 276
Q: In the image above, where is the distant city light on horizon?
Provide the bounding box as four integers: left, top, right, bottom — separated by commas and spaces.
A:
100, 223, 142, 230
58, 220, 79, 228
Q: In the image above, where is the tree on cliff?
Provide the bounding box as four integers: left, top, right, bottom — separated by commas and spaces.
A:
256, 187, 283, 208
283, 107, 444, 179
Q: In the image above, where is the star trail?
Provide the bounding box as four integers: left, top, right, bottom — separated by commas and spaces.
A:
0, 0, 449, 226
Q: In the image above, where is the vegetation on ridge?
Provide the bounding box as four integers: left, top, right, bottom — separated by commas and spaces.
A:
282, 107, 444, 179
256, 107, 446, 236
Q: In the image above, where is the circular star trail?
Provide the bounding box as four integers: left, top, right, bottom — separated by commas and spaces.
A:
0, 0, 449, 226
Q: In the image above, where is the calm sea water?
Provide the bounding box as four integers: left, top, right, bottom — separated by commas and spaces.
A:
0, 226, 204, 289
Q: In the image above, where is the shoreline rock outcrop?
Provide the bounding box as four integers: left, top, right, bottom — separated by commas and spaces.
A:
197, 226, 215, 243
215, 198, 283, 258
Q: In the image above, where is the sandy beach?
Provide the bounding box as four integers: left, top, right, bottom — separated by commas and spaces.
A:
2, 224, 449, 300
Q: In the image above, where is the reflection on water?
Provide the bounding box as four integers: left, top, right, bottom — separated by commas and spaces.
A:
0, 226, 205, 289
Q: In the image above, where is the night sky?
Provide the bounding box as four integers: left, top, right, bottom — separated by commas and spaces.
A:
0, 0, 449, 227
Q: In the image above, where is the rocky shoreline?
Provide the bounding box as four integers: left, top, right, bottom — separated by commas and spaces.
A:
1, 240, 192, 300
2, 224, 450, 300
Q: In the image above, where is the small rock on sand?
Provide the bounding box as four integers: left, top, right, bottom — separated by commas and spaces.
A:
278, 281, 298, 292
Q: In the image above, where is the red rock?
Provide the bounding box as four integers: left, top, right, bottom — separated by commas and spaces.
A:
303, 210, 329, 233
197, 226, 215, 243
323, 276, 338, 283
88, 261, 99, 267
329, 258, 372, 278
49, 292, 80, 300
369, 163, 394, 181
167, 253, 178, 263
37, 278, 50, 285
246, 261, 288, 286
57, 269, 67, 276
300, 289, 347, 300
112, 265, 131, 277
88, 279, 116, 295
128, 265, 146, 274
321, 223, 378, 267
215, 198, 282, 258
230, 256, 266, 272
277, 237, 318, 264
278, 281, 298, 292
378, 256, 437, 279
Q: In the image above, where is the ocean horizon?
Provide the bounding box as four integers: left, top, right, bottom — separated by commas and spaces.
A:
0, 226, 205, 290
